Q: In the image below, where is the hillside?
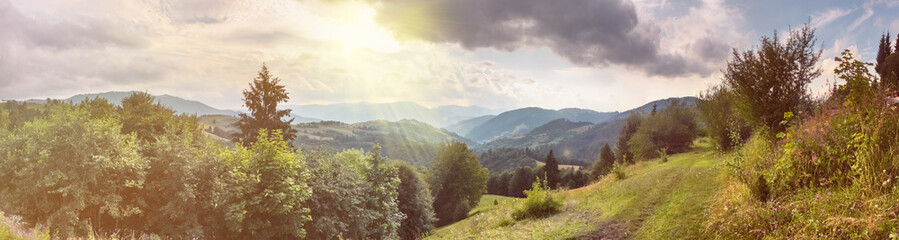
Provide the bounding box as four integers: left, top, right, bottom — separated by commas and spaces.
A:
284, 102, 500, 128
428, 141, 721, 239
464, 107, 618, 143
444, 115, 495, 136
199, 115, 471, 166
477, 96, 698, 163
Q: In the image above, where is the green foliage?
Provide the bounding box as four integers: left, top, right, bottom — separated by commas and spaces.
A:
882, 53, 899, 90
611, 160, 627, 180
511, 179, 562, 220
478, 148, 538, 173
658, 148, 668, 163
429, 141, 488, 226
220, 130, 311, 239
752, 175, 770, 202
697, 85, 751, 151
626, 100, 698, 160
875, 32, 893, 81
118, 92, 176, 142
723, 23, 821, 136
0, 105, 147, 237
615, 113, 643, 163
233, 63, 298, 145
132, 114, 226, 238
395, 161, 436, 240
543, 150, 560, 189
591, 143, 615, 179
508, 166, 536, 198
1, 100, 44, 131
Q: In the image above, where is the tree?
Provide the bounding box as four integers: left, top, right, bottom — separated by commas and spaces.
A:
394, 161, 436, 240
697, 85, 752, 151
221, 130, 311, 239
883, 53, 899, 90
876, 32, 892, 81
118, 92, 175, 142
233, 64, 297, 145
616, 113, 643, 163
591, 143, 615, 179
627, 101, 698, 160
133, 114, 225, 238
508, 166, 535, 198
428, 140, 488, 226
0, 105, 147, 237
543, 150, 560, 189
723, 24, 822, 136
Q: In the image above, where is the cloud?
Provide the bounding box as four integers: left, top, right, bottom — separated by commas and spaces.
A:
369, 0, 724, 78
811, 8, 852, 29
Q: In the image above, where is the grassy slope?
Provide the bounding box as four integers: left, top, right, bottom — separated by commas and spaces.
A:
428, 140, 723, 239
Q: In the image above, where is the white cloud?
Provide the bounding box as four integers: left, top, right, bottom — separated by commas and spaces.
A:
811, 8, 852, 29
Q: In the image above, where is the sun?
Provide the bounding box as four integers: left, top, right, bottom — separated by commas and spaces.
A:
318, 1, 401, 53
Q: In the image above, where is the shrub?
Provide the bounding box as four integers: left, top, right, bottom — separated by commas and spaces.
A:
511, 179, 562, 220
697, 85, 751, 151
612, 160, 627, 180
658, 148, 668, 163
724, 132, 778, 199
752, 175, 770, 202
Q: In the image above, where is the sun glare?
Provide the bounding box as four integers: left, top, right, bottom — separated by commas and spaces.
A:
319, 2, 401, 53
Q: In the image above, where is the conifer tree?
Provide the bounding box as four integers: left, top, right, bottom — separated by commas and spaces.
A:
876, 32, 892, 81
543, 150, 560, 189
233, 64, 297, 145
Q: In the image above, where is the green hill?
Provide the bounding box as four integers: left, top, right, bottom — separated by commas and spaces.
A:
427, 140, 722, 239
199, 115, 472, 167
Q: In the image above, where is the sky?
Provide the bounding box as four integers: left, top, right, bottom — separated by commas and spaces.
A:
1, 0, 898, 112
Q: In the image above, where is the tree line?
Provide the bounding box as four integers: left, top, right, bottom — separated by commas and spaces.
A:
0, 64, 491, 239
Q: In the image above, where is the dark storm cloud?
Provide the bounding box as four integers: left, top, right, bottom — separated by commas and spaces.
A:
371, 0, 723, 77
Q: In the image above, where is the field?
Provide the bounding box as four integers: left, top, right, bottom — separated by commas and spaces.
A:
428, 140, 722, 239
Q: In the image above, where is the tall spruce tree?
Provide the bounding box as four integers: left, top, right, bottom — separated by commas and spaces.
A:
591, 143, 616, 180
543, 150, 560, 189
876, 32, 892, 81
233, 64, 298, 145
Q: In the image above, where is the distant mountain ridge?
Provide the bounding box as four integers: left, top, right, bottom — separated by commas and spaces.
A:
476, 96, 698, 163
444, 115, 496, 136
25, 91, 322, 122
27, 91, 239, 116
463, 107, 619, 143
283, 102, 501, 128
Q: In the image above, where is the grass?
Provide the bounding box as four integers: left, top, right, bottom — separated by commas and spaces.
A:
427, 139, 724, 239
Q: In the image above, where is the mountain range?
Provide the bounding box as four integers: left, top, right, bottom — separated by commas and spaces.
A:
463, 107, 619, 143
23, 91, 697, 168
283, 102, 502, 128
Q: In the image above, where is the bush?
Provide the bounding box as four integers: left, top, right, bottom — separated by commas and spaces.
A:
697, 85, 751, 151
724, 132, 777, 199
612, 160, 627, 180
752, 175, 770, 202
658, 148, 669, 163
511, 179, 562, 220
